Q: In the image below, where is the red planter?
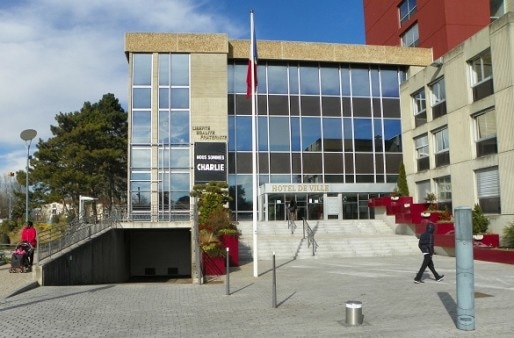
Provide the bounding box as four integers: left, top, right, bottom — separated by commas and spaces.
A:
202, 253, 225, 275
220, 235, 239, 267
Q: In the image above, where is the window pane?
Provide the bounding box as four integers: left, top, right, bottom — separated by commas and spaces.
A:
289, 65, 299, 95
323, 118, 342, 151
269, 117, 290, 151
171, 54, 189, 86
351, 67, 371, 97
320, 67, 340, 96
300, 66, 320, 95
353, 118, 373, 152
268, 65, 288, 94
302, 117, 321, 151
291, 117, 301, 151
132, 111, 151, 144
258, 116, 268, 151
476, 110, 496, 139
133, 54, 152, 86
133, 88, 151, 109
131, 148, 151, 168
381, 69, 399, 97
236, 116, 252, 151
171, 88, 189, 109
171, 110, 189, 144
435, 128, 449, 152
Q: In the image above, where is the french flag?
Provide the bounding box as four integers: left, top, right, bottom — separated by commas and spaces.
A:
246, 10, 258, 98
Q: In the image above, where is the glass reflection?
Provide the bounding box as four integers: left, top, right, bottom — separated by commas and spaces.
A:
133, 54, 152, 86
268, 65, 288, 94
351, 67, 371, 97
269, 117, 290, 151
300, 66, 320, 95
132, 111, 151, 144
131, 148, 151, 168
133, 88, 151, 109
302, 117, 321, 151
236, 116, 252, 151
171, 54, 189, 86
321, 67, 340, 96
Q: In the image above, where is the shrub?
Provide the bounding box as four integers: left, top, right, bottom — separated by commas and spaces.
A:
502, 221, 514, 248
472, 204, 489, 235
397, 162, 409, 196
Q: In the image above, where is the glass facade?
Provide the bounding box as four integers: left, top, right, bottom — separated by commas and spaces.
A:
228, 61, 404, 219
130, 53, 191, 221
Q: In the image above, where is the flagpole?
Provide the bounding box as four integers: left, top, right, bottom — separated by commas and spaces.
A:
250, 10, 259, 277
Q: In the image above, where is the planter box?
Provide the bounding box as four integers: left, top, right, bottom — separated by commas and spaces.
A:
220, 235, 239, 267
202, 253, 225, 276
474, 247, 514, 264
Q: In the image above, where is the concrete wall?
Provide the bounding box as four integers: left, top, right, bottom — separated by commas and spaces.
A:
40, 229, 129, 286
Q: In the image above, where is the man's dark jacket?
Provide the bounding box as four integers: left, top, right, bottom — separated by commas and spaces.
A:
418, 223, 435, 255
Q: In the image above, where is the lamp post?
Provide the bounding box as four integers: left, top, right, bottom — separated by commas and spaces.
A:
20, 129, 37, 223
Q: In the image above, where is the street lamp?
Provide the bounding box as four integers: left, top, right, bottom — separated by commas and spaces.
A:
20, 129, 37, 223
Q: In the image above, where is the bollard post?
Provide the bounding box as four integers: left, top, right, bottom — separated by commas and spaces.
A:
272, 252, 277, 308
345, 301, 363, 325
225, 247, 230, 295
454, 207, 475, 331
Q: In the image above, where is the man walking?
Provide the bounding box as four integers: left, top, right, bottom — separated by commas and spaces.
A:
414, 222, 444, 284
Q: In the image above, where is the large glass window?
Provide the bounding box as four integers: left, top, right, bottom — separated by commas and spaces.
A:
470, 51, 494, 101
434, 127, 450, 167
414, 134, 429, 171
133, 54, 152, 86
435, 176, 452, 211
267, 65, 288, 94
476, 167, 500, 214
300, 66, 320, 95
412, 88, 426, 126
475, 109, 497, 157
430, 77, 446, 119
399, 0, 417, 25
416, 180, 431, 203
401, 23, 419, 47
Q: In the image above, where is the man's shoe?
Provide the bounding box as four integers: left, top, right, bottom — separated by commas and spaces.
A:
436, 275, 445, 282
414, 279, 424, 284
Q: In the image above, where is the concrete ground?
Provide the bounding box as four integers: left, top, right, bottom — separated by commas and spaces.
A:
1, 254, 513, 337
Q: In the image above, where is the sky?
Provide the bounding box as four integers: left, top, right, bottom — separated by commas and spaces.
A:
0, 0, 365, 175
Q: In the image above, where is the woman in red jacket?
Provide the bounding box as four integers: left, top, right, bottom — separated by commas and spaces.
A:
21, 221, 37, 267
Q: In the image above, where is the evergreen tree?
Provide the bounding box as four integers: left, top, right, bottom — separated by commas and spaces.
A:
397, 162, 410, 196
28, 94, 127, 216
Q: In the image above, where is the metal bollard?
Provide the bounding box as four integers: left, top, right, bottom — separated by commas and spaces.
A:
345, 301, 363, 325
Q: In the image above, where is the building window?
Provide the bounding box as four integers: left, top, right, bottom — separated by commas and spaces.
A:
412, 88, 426, 126
435, 176, 452, 212
434, 127, 450, 167
475, 109, 497, 157
470, 51, 493, 101
430, 77, 446, 119
414, 134, 429, 171
476, 167, 501, 214
416, 180, 431, 203
401, 23, 419, 47
399, 0, 417, 25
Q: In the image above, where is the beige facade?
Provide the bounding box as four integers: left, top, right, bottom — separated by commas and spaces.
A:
401, 12, 514, 235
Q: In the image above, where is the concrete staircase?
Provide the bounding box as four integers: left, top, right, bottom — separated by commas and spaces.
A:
236, 219, 419, 262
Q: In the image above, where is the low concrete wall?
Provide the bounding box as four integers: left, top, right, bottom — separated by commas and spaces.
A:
40, 229, 129, 286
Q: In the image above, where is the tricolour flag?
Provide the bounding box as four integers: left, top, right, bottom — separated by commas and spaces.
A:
246, 10, 258, 98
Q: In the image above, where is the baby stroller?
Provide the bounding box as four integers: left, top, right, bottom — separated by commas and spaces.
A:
9, 241, 33, 273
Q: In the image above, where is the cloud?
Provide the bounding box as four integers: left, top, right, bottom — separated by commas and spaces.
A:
0, 0, 242, 174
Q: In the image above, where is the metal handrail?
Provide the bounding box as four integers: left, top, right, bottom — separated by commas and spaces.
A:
36, 212, 120, 262
302, 218, 319, 256
287, 211, 297, 234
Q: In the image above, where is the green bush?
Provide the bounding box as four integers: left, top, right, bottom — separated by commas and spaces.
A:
503, 221, 514, 248
472, 204, 489, 235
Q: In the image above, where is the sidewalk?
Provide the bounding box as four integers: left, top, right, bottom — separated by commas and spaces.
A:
1, 255, 513, 337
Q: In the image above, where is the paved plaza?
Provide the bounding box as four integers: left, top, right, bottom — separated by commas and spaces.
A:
1, 254, 513, 337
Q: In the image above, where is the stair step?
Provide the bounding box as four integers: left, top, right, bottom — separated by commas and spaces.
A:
235, 220, 419, 261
